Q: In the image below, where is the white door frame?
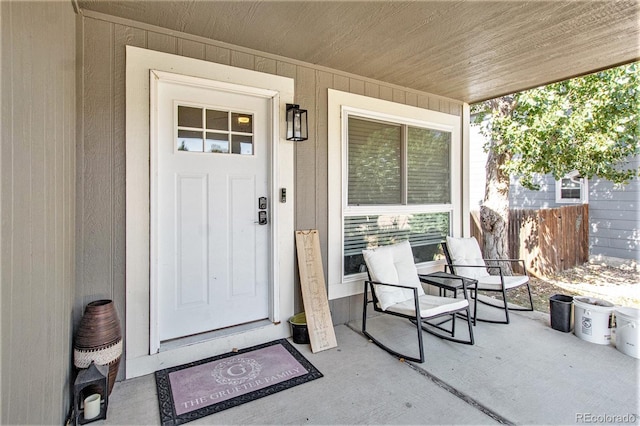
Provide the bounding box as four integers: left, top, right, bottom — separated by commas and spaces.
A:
126, 46, 296, 378
149, 70, 279, 353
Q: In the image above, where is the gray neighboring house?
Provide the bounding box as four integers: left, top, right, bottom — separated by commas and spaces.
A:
469, 120, 640, 265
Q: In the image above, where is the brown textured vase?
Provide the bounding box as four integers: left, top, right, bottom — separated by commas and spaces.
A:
74, 300, 122, 394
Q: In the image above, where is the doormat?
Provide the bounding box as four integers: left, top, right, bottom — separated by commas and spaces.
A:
155, 339, 323, 425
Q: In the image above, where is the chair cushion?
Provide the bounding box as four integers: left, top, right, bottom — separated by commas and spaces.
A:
446, 236, 490, 279
386, 294, 469, 319
476, 275, 529, 291
363, 241, 424, 311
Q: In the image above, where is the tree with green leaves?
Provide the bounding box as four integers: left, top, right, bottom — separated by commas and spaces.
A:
473, 62, 639, 260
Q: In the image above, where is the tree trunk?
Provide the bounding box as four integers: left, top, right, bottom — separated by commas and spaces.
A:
478, 96, 516, 267
480, 143, 511, 263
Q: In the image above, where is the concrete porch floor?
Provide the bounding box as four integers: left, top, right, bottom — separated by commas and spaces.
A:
102, 310, 639, 425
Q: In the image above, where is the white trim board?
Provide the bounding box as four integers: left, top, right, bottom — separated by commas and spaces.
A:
125, 46, 295, 379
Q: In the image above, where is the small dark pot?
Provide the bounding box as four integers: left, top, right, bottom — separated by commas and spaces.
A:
289, 312, 310, 344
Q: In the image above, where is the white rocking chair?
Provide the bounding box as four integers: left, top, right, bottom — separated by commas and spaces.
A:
443, 236, 534, 324
361, 241, 474, 363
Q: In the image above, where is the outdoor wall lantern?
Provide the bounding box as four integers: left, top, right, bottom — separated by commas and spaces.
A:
286, 104, 308, 141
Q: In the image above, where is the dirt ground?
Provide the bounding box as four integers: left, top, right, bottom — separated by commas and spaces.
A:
506, 261, 640, 313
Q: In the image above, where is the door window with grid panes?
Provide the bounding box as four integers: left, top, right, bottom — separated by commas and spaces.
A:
176, 105, 254, 155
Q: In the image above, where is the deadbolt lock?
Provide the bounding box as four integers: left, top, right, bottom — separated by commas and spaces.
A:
257, 197, 268, 225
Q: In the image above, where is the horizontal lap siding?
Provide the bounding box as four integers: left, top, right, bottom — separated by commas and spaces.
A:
77, 13, 463, 376
588, 157, 640, 260
589, 167, 640, 260
1, 1, 76, 424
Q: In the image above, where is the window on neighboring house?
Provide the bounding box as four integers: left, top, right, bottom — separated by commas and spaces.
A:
555, 173, 588, 204
327, 89, 462, 299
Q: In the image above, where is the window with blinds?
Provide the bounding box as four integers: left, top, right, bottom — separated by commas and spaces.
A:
348, 119, 402, 205
344, 213, 450, 275
344, 115, 453, 276
407, 127, 451, 204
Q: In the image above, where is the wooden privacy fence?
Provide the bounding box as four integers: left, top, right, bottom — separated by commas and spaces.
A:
471, 205, 589, 277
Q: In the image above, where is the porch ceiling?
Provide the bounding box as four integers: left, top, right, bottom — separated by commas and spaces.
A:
78, 0, 639, 104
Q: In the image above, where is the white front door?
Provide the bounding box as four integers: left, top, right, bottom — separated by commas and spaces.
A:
154, 75, 271, 341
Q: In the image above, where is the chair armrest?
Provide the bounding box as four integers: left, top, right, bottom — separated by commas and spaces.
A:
365, 280, 421, 316
365, 280, 419, 291
483, 258, 528, 275
484, 258, 525, 262
447, 263, 500, 270
446, 263, 507, 276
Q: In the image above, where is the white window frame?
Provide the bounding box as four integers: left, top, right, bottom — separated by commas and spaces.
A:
555, 173, 589, 204
328, 89, 462, 299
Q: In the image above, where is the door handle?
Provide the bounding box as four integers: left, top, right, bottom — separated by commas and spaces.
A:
258, 210, 267, 225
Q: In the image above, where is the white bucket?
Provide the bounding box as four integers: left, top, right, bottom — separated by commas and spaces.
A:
615, 307, 640, 359
573, 297, 615, 345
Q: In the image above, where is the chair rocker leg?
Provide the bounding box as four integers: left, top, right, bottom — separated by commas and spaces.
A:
504, 282, 535, 312
471, 289, 511, 324
415, 310, 474, 345
362, 328, 425, 363
472, 282, 535, 324
362, 300, 425, 363
472, 287, 478, 326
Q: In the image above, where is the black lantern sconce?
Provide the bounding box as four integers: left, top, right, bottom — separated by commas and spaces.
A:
286, 104, 308, 141
73, 362, 109, 424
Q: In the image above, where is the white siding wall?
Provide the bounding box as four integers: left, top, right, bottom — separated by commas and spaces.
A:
468, 118, 487, 210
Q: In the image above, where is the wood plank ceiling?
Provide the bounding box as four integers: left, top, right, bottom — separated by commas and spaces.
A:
78, 0, 639, 103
